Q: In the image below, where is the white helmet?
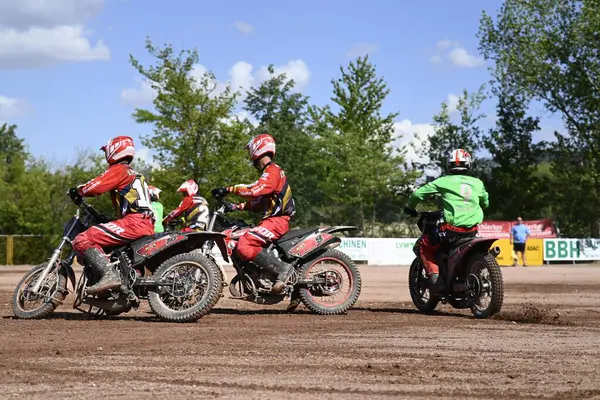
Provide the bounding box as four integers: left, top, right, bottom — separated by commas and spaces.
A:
177, 180, 198, 196
448, 149, 472, 173
147, 185, 161, 201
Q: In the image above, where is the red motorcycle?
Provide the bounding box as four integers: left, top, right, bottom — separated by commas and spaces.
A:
408, 211, 504, 318
198, 195, 362, 315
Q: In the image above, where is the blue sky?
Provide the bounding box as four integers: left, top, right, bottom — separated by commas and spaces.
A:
0, 0, 564, 165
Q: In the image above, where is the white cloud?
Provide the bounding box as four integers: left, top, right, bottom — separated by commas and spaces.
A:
0, 0, 104, 29
429, 55, 442, 64
122, 59, 311, 106
431, 39, 484, 69
0, 25, 110, 69
256, 60, 311, 91
233, 21, 254, 35
448, 47, 485, 68
229, 61, 255, 93
393, 119, 435, 164
446, 93, 460, 113
346, 43, 378, 58
0, 95, 30, 119
0, 0, 109, 69
435, 39, 460, 51
121, 80, 157, 106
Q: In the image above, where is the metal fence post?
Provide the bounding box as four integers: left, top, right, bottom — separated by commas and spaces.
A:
6, 235, 13, 265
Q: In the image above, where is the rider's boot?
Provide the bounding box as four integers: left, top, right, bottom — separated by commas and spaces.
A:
253, 248, 294, 294
428, 273, 445, 295
83, 248, 122, 295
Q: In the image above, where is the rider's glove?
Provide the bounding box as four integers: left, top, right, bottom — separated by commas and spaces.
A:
403, 207, 418, 217
67, 187, 80, 199
211, 187, 229, 198
223, 201, 242, 213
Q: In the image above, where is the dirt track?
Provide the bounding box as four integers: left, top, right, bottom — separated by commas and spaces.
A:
1, 264, 600, 399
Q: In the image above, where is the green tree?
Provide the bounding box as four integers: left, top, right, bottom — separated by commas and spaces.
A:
243, 66, 323, 226
479, 0, 600, 236
482, 87, 550, 219
309, 56, 417, 234
420, 87, 487, 176
128, 38, 253, 211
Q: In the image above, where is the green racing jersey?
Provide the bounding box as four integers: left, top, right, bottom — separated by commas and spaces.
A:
407, 175, 489, 228
151, 201, 164, 233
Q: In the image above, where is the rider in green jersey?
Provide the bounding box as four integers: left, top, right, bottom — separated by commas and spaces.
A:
404, 149, 489, 293
148, 185, 164, 233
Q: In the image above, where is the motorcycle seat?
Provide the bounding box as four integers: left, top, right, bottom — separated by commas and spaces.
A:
276, 227, 318, 243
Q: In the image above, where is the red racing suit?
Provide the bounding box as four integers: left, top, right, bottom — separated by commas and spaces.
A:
229, 162, 295, 260
163, 195, 210, 232
72, 163, 155, 255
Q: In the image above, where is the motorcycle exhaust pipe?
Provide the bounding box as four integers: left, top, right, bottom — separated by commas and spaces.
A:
490, 246, 501, 257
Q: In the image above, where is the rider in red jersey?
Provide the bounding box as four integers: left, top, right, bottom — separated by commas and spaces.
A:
70, 136, 155, 295
163, 180, 210, 232
212, 133, 296, 293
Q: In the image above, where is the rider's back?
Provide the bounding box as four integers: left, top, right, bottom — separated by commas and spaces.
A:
431, 175, 489, 228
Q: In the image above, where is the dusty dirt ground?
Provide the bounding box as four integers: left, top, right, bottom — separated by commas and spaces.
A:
1, 264, 600, 399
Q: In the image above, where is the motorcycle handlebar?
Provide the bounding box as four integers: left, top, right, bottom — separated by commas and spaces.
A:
68, 194, 109, 224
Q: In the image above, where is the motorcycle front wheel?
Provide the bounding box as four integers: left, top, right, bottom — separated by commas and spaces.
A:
148, 253, 223, 322
12, 262, 68, 319
408, 258, 439, 314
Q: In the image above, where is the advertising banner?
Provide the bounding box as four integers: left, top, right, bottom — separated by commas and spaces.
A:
367, 238, 417, 265
479, 219, 557, 239
524, 238, 544, 266
544, 238, 600, 261
338, 238, 369, 261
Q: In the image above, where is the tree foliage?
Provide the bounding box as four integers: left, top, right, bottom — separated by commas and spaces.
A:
129, 38, 254, 207
309, 56, 417, 233
420, 87, 487, 176
481, 87, 550, 219
479, 0, 600, 237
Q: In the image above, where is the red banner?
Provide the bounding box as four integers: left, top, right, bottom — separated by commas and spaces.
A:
477, 219, 557, 239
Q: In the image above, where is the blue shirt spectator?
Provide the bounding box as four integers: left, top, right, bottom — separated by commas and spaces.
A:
511, 220, 530, 244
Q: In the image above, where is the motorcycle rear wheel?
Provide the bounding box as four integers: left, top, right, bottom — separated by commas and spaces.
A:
148, 253, 222, 322
298, 249, 361, 315
408, 258, 439, 314
468, 254, 504, 319
12, 263, 68, 319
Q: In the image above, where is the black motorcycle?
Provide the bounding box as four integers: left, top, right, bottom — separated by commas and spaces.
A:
12, 193, 229, 322
195, 195, 363, 315
408, 211, 504, 319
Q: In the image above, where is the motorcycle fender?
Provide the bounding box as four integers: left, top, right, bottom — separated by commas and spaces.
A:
447, 238, 498, 278
136, 234, 189, 259
319, 225, 360, 235
288, 232, 340, 259
183, 232, 230, 263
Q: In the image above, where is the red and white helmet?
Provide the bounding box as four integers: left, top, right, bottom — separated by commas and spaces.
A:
177, 180, 198, 196
100, 136, 135, 165
147, 185, 161, 201
448, 149, 472, 173
245, 133, 276, 162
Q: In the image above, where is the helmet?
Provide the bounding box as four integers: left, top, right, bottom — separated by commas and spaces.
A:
177, 180, 198, 196
448, 149, 472, 173
100, 136, 135, 165
245, 133, 276, 162
147, 185, 161, 201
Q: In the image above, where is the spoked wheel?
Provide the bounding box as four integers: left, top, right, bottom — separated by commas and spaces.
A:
298, 249, 361, 315
467, 254, 504, 319
148, 253, 223, 322
12, 262, 68, 319
408, 258, 439, 314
